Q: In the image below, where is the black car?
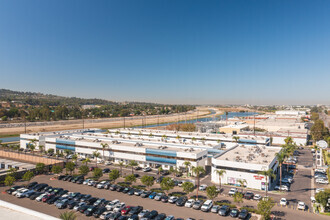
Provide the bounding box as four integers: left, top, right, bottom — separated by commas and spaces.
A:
63, 175, 72, 181
76, 179, 84, 184
67, 200, 78, 209
244, 192, 254, 200
161, 195, 168, 202
230, 209, 239, 218
67, 176, 74, 182
238, 209, 249, 219
103, 168, 111, 173
47, 196, 60, 205
94, 198, 106, 206
27, 182, 38, 189
6, 185, 23, 194
123, 187, 131, 193
79, 205, 90, 213
93, 207, 107, 218
74, 194, 83, 201
134, 166, 142, 170
34, 183, 48, 192
154, 213, 166, 220
58, 175, 67, 180
109, 212, 121, 220
57, 190, 68, 197
144, 210, 158, 219
133, 174, 140, 178
127, 189, 135, 195
109, 184, 118, 191
29, 192, 42, 200
80, 194, 92, 202
176, 196, 187, 206
141, 191, 151, 198
118, 216, 128, 220
156, 176, 164, 183
26, 191, 39, 198
69, 192, 81, 200
128, 206, 143, 215
128, 214, 139, 220
87, 197, 98, 205
219, 205, 230, 216
160, 170, 169, 176
116, 186, 124, 192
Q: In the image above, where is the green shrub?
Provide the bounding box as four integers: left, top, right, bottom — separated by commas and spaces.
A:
214, 202, 237, 209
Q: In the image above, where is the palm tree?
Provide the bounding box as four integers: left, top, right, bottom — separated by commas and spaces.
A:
38, 145, 44, 154
82, 157, 90, 166
93, 151, 101, 167
276, 151, 286, 189
118, 161, 124, 176
215, 169, 226, 189
258, 169, 276, 197
284, 136, 293, 145
59, 211, 77, 220
192, 137, 196, 143
161, 134, 167, 141
128, 160, 138, 174
100, 143, 109, 160
183, 161, 191, 177
64, 149, 71, 162
29, 139, 37, 155
72, 154, 78, 164
192, 166, 206, 199
233, 136, 239, 143
237, 179, 247, 193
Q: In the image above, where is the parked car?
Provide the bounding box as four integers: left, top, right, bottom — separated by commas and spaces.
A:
143, 210, 158, 219
106, 199, 120, 211
138, 209, 150, 218
280, 198, 288, 206
244, 192, 254, 200
121, 206, 132, 215
103, 168, 110, 173
218, 205, 230, 216
161, 195, 169, 203
192, 200, 203, 210
143, 167, 152, 172
97, 181, 108, 189
15, 189, 30, 198
297, 201, 306, 210
149, 192, 157, 199
12, 188, 27, 196
238, 209, 249, 219
280, 185, 290, 191
228, 188, 238, 196
316, 178, 329, 184
201, 200, 213, 212
211, 205, 220, 213
128, 206, 143, 215
6, 186, 23, 194
67, 200, 78, 209
253, 194, 262, 200
199, 184, 207, 191
141, 191, 151, 198
56, 199, 69, 209
230, 209, 239, 218
113, 202, 126, 213
84, 206, 98, 216
30, 192, 42, 200
154, 193, 164, 201
27, 182, 38, 189
154, 213, 167, 220
176, 196, 187, 206
168, 196, 178, 204
185, 199, 195, 208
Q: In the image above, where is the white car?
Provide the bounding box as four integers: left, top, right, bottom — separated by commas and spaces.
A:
88, 180, 97, 186
73, 202, 86, 211
12, 188, 27, 196
316, 178, 329, 184
113, 202, 125, 212
297, 202, 306, 210
228, 188, 238, 196
280, 198, 288, 206
105, 161, 112, 165
97, 181, 108, 189
253, 194, 262, 200
143, 167, 152, 172
106, 199, 120, 211
315, 168, 326, 173
100, 211, 112, 219
199, 184, 207, 191
138, 210, 150, 218
36, 193, 48, 202
15, 189, 29, 198
185, 199, 195, 208
201, 200, 213, 212
280, 185, 289, 191
168, 196, 178, 203
83, 179, 91, 185
311, 197, 316, 203
316, 188, 325, 194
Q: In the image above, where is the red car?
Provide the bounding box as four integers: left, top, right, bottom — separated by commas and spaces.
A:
121, 206, 132, 215
42, 194, 54, 202
89, 167, 96, 171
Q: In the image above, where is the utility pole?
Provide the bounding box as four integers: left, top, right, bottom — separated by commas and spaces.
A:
253, 114, 256, 136
157, 115, 159, 128
24, 118, 27, 134
123, 117, 125, 129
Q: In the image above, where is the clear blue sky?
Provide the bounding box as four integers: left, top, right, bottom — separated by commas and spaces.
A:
0, 0, 329, 105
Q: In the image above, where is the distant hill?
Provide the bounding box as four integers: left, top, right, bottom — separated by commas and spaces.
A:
0, 89, 117, 106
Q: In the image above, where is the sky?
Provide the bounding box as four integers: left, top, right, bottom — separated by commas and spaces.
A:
0, 0, 329, 105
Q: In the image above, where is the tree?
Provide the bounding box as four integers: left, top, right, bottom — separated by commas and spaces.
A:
109, 169, 120, 183
128, 160, 138, 174
233, 192, 243, 204
276, 151, 286, 189
311, 120, 329, 142
93, 151, 101, 167
38, 145, 44, 153
47, 148, 54, 155
59, 211, 77, 220
182, 181, 195, 196
284, 136, 293, 145
93, 168, 103, 180
237, 179, 247, 193
206, 185, 219, 201
118, 161, 124, 176
29, 139, 37, 155
316, 189, 330, 209
100, 143, 109, 160
125, 174, 137, 184
66, 162, 75, 174
141, 175, 154, 189
257, 198, 275, 220
183, 161, 191, 177
160, 177, 175, 195
52, 165, 63, 174
64, 149, 72, 162
233, 136, 240, 143
4, 175, 15, 186
82, 157, 91, 166
72, 154, 78, 164
258, 169, 276, 197
79, 165, 89, 176
36, 163, 46, 174
192, 166, 205, 199
22, 171, 34, 183
215, 169, 226, 189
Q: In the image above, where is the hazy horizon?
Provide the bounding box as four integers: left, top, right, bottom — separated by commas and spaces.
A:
0, 0, 329, 105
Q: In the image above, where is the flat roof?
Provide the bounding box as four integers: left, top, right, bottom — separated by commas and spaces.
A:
215, 145, 281, 165
0, 159, 35, 169
21, 128, 101, 137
